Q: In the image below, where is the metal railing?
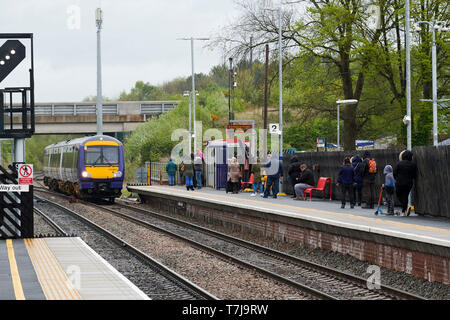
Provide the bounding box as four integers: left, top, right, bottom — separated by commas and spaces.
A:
35, 104, 118, 116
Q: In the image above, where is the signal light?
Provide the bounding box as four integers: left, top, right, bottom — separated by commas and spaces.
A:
0, 40, 26, 83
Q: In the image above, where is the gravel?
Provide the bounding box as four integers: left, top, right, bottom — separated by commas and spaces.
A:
134, 201, 450, 300
35, 192, 311, 300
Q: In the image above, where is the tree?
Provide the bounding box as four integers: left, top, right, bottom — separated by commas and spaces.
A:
119, 81, 167, 101
213, 0, 387, 150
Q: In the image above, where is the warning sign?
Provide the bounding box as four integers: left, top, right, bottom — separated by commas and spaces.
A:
18, 164, 33, 185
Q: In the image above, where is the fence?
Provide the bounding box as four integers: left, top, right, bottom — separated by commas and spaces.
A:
283, 145, 450, 218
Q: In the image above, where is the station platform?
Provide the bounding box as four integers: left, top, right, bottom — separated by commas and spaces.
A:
128, 185, 450, 284
0, 237, 149, 300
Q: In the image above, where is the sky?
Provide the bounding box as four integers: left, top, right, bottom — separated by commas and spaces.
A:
0, 0, 242, 102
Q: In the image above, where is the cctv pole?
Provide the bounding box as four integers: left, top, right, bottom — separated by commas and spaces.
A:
337, 103, 340, 150
96, 8, 103, 136
431, 27, 438, 146
405, 0, 412, 150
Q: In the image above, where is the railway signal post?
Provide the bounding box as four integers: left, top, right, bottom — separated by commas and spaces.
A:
0, 33, 35, 238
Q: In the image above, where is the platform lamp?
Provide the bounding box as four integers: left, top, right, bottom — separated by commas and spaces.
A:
95, 8, 103, 136
336, 99, 358, 151
177, 37, 209, 153
413, 20, 449, 147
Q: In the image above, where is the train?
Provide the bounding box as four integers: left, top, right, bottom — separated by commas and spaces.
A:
43, 135, 125, 202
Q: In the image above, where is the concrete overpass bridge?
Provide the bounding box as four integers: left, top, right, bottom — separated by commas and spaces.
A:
33, 100, 179, 135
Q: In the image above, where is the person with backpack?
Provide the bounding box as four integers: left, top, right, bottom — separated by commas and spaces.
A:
351, 154, 363, 206
165, 158, 177, 186
382, 165, 395, 215
393, 150, 417, 216
360, 151, 377, 209
336, 157, 355, 209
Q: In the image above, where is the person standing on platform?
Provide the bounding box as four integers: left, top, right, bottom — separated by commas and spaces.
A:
351, 154, 363, 206
263, 154, 283, 199
251, 158, 263, 196
165, 158, 177, 186
382, 164, 395, 215
336, 157, 355, 209
360, 151, 377, 209
393, 150, 417, 216
194, 155, 203, 189
294, 164, 315, 200
183, 154, 195, 191
288, 156, 301, 198
228, 157, 241, 194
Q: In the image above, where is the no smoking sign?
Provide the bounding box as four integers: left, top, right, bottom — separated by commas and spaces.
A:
18, 164, 33, 185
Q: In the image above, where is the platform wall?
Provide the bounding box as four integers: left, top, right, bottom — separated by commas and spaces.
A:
283, 146, 450, 218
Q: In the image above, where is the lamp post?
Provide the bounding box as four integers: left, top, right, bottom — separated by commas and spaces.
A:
177, 37, 209, 153
414, 20, 449, 147
405, 0, 411, 150
183, 91, 192, 154
183, 90, 199, 155
95, 8, 103, 136
336, 99, 358, 151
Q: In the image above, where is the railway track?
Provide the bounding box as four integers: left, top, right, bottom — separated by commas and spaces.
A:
34, 186, 427, 300
33, 193, 218, 300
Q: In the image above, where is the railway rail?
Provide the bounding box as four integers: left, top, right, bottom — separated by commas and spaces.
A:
33, 192, 218, 300
34, 186, 427, 300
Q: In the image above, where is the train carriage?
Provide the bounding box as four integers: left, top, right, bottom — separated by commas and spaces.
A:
43, 135, 125, 202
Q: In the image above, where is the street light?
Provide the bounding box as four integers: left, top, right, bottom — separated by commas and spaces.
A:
95, 8, 103, 136
413, 19, 449, 147
336, 99, 358, 151
183, 90, 199, 155
177, 37, 209, 153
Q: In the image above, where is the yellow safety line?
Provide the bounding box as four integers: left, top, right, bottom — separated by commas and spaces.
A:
24, 239, 82, 300
148, 186, 450, 236
6, 239, 25, 300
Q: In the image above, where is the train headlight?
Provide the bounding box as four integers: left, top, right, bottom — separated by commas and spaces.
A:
113, 171, 123, 178
82, 171, 91, 178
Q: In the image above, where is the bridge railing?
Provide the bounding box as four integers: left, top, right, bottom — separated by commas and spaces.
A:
35, 104, 118, 116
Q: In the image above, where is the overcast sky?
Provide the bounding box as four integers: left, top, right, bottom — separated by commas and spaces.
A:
0, 0, 242, 102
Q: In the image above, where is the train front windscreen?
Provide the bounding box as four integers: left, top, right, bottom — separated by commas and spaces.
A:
85, 145, 119, 165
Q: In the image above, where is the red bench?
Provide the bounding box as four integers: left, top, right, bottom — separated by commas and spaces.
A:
303, 177, 332, 200
241, 173, 254, 190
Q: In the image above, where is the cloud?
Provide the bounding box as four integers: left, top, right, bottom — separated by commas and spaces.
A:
0, 0, 240, 102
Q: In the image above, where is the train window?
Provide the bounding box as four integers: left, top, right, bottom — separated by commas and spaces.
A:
85, 146, 119, 165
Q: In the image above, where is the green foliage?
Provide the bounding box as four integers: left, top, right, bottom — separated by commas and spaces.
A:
119, 81, 167, 101
284, 117, 337, 151
24, 135, 83, 171
124, 92, 220, 165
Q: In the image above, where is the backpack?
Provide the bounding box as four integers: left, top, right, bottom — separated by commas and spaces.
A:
368, 159, 377, 174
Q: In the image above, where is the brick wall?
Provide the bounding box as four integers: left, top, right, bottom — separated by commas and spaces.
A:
143, 194, 450, 284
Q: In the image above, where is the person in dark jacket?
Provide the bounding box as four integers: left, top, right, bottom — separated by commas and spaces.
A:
294, 164, 315, 200
393, 150, 417, 216
288, 156, 302, 198
351, 154, 363, 206
251, 159, 263, 196
263, 154, 283, 199
182, 154, 195, 191
194, 155, 203, 189
165, 158, 177, 186
360, 150, 377, 209
337, 157, 355, 209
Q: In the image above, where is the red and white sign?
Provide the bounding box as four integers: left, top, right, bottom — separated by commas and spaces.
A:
18, 164, 33, 185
